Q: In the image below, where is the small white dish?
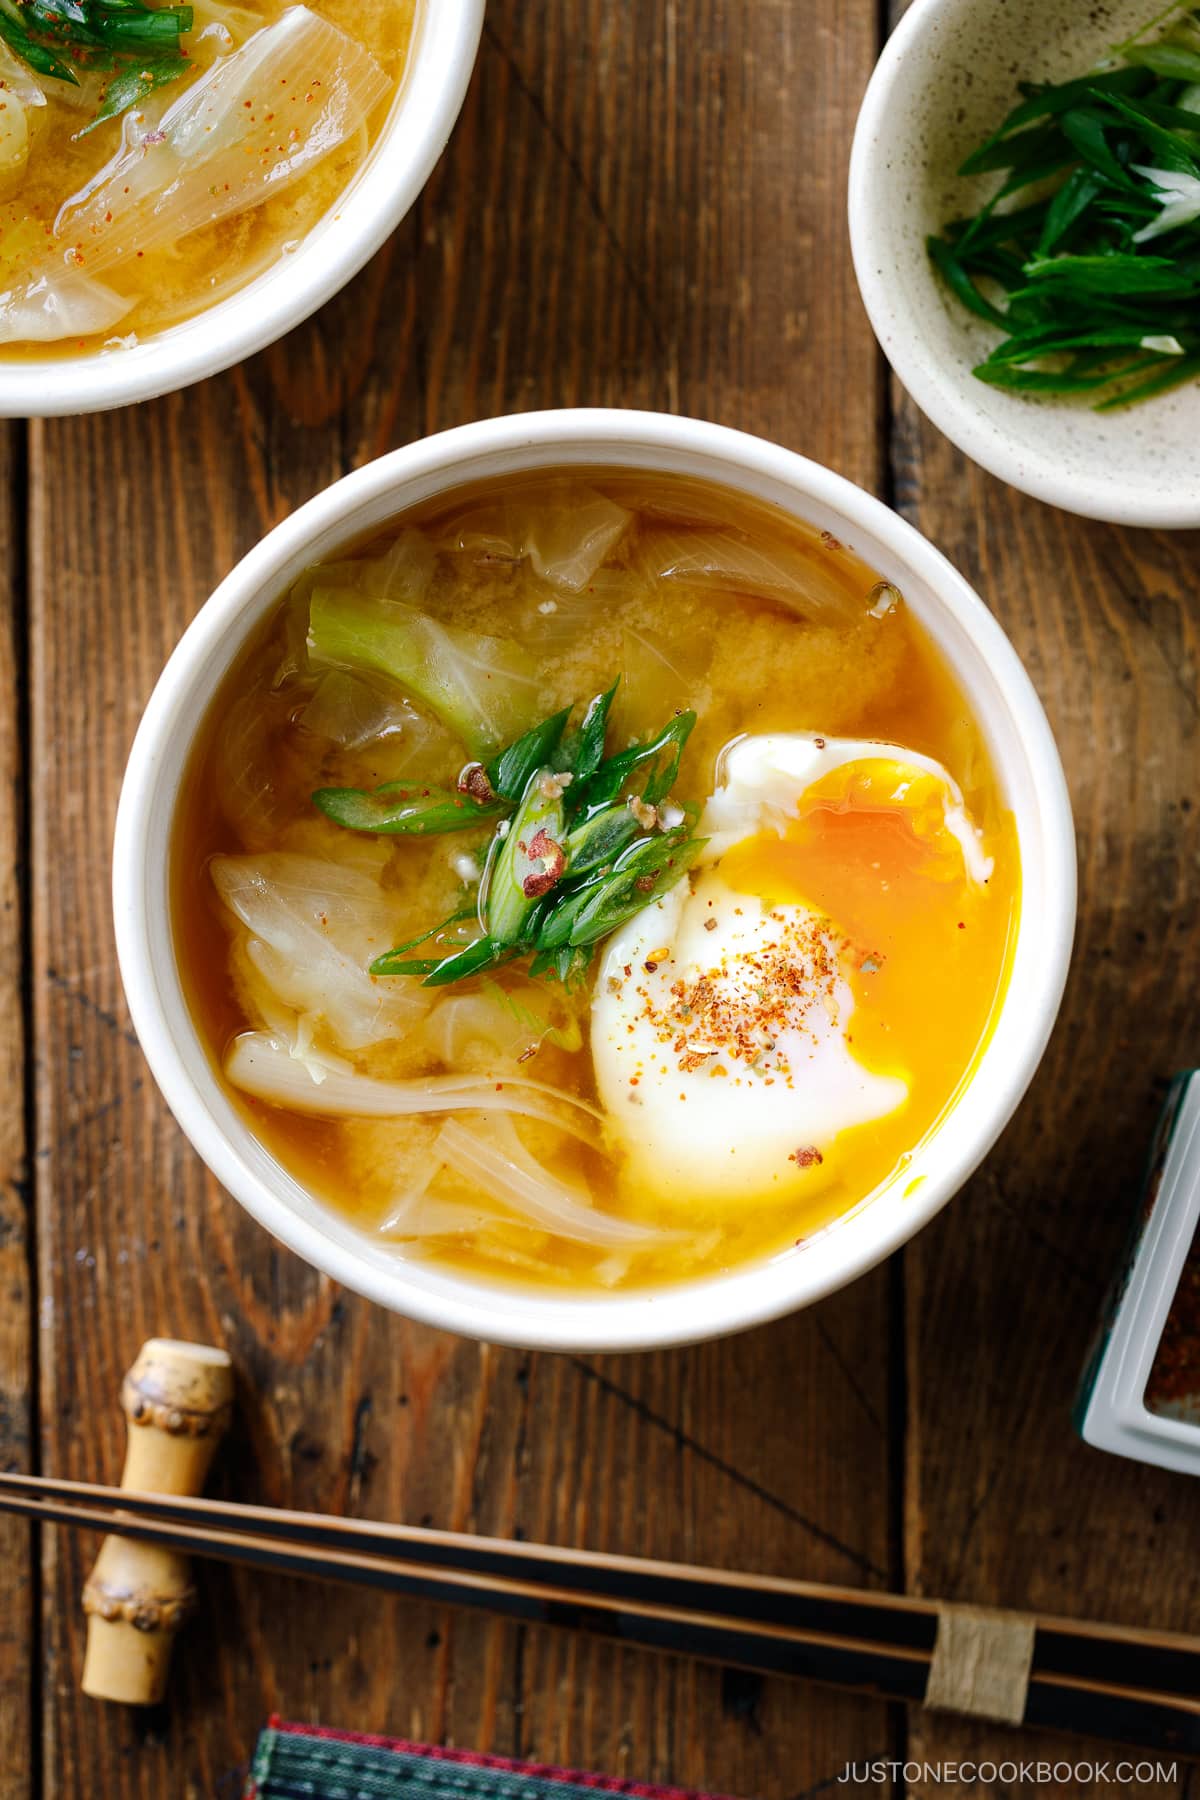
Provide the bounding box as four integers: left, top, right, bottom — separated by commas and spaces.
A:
112, 408, 1076, 1352
0, 0, 483, 417
1077, 1070, 1200, 1476
848, 0, 1200, 527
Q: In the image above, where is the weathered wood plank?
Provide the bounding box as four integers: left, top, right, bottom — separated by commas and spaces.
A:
893, 391, 1200, 1799
28, 3, 893, 1797
0, 421, 34, 1797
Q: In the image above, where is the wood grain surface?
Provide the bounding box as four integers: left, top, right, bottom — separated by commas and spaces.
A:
894, 400, 1200, 1798
2, 1, 1197, 1797
0, 424, 34, 1793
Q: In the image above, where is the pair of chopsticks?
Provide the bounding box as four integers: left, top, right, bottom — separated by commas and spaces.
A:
1, 1469, 1196, 1753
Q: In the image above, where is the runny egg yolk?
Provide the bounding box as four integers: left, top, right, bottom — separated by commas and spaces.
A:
718, 756, 1018, 1219
590, 735, 1019, 1244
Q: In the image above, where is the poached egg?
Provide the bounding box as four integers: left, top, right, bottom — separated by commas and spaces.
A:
591, 733, 997, 1209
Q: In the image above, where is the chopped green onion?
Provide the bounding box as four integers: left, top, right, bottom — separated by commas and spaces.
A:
484, 704, 571, 803
573, 709, 696, 814
312, 782, 505, 835
929, 20, 1200, 407
561, 803, 639, 875
315, 663, 706, 987
483, 769, 568, 944
561, 680, 619, 781
536, 829, 707, 950
372, 935, 519, 985
0, 0, 193, 123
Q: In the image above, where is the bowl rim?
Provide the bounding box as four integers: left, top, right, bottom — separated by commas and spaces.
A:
0, 0, 484, 418
112, 407, 1077, 1350
847, 0, 1200, 529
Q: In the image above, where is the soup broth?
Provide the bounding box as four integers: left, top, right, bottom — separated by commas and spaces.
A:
0, 0, 414, 353
173, 471, 1020, 1292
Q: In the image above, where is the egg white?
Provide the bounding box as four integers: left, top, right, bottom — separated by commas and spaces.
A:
592, 870, 907, 1204
590, 732, 988, 1208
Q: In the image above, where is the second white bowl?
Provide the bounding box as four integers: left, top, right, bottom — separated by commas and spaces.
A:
849, 0, 1200, 527
0, 0, 483, 418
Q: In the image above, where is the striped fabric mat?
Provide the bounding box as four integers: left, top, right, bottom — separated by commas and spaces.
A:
246, 1721, 733, 1800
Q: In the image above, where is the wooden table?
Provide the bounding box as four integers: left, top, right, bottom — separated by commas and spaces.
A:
1, 3, 1197, 1795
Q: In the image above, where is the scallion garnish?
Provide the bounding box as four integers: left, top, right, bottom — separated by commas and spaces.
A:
0, 0, 193, 128
929, 10, 1200, 407
313, 678, 705, 988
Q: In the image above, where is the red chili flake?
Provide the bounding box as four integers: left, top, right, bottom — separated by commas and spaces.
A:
703, 917, 718, 932
634, 874, 657, 893
789, 1146, 824, 1168
520, 828, 566, 899
815, 737, 826, 750
457, 762, 496, 804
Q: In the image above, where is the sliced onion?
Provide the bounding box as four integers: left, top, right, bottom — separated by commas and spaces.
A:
224, 1031, 605, 1147
52, 7, 389, 275
376, 1159, 441, 1234
0, 272, 131, 346
635, 527, 863, 621
443, 487, 630, 592
0, 43, 45, 107
212, 852, 423, 1051
297, 670, 414, 753
433, 1117, 676, 1248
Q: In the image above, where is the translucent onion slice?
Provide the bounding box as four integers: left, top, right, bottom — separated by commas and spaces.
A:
433, 1117, 675, 1248
0, 271, 132, 345
224, 1031, 606, 1148
443, 487, 631, 592
376, 1158, 440, 1234
212, 852, 424, 1051
52, 6, 389, 276
0, 88, 28, 190
0, 41, 48, 108
635, 527, 864, 621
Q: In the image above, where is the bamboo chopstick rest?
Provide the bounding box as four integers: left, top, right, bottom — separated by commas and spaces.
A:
80, 1338, 234, 1706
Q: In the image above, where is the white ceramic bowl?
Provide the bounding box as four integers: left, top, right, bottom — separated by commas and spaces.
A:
848, 0, 1200, 527
0, 0, 483, 418
112, 409, 1076, 1351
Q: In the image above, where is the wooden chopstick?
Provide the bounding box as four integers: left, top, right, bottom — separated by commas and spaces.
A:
1, 1471, 1196, 1755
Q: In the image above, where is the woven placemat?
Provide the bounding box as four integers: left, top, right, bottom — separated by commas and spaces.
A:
246, 1720, 737, 1800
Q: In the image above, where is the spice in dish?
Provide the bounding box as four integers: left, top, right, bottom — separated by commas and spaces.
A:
929, 8, 1200, 408
173, 471, 1020, 1291
0, 0, 414, 352
1146, 1222, 1200, 1421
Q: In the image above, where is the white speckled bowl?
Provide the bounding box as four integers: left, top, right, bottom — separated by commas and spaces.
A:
849, 0, 1200, 527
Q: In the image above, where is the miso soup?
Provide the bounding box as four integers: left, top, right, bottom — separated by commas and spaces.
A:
173, 471, 1020, 1292
0, 0, 414, 352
